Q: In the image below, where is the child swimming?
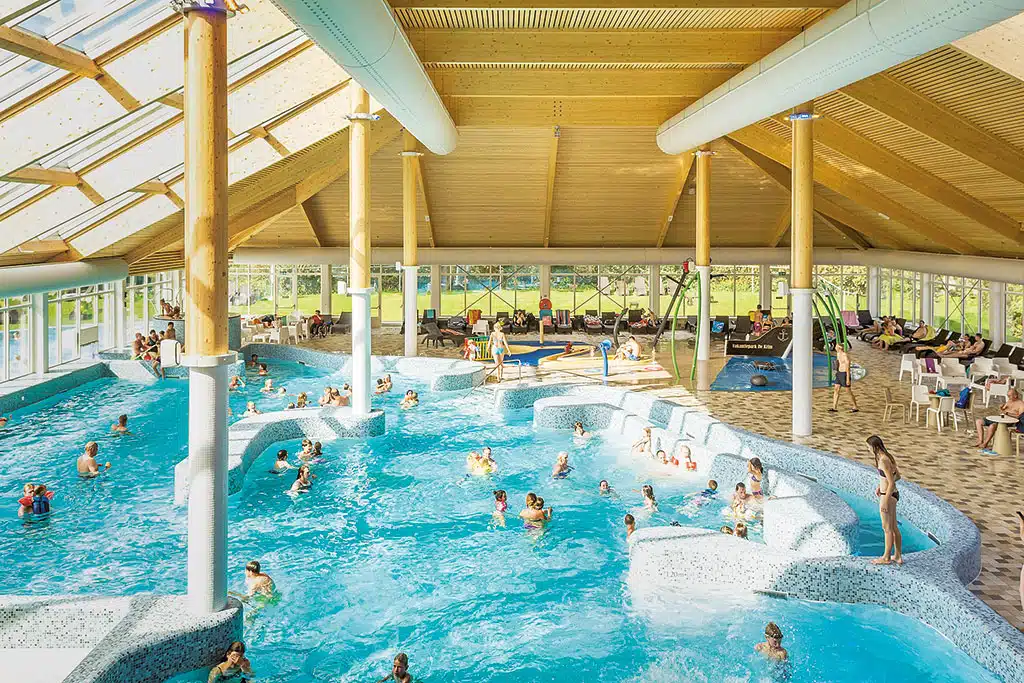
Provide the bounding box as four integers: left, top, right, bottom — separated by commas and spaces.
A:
640, 484, 658, 512
400, 390, 419, 410
551, 451, 572, 479
243, 401, 261, 417
624, 513, 636, 539
270, 450, 295, 474
260, 379, 275, 393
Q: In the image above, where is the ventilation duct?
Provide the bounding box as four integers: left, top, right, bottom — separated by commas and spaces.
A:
0, 258, 128, 298
657, 0, 1024, 154
271, 0, 457, 155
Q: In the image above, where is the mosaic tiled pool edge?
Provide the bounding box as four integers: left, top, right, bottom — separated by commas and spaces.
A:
173, 406, 386, 503
0, 595, 242, 683
503, 382, 1024, 683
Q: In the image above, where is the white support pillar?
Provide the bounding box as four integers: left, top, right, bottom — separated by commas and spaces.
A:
271, 264, 278, 318
320, 265, 332, 315
430, 264, 441, 312
180, 0, 231, 616
113, 280, 125, 348
790, 104, 815, 438
291, 267, 298, 312
696, 265, 711, 360
31, 293, 48, 375
403, 268, 418, 356
920, 272, 933, 326
990, 280, 1006, 348
759, 264, 772, 311
867, 266, 881, 318
348, 86, 372, 414
648, 264, 660, 315
540, 264, 551, 300
695, 149, 712, 362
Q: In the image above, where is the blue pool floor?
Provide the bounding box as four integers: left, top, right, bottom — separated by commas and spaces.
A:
711, 354, 834, 392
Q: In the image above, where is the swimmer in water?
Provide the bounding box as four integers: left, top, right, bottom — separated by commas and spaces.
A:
18, 483, 54, 517
640, 484, 658, 512
400, 390, 418, 409
377, 653, 412, 683
260, 379, 275, 393
492, 489, 508, 527
244, 560, 275, 598
296, 392, 309, 408
271, 450, 294, 473
599, 479, 612, 495
319, 387, 333, 406
573, 421, 589, 438
229, 375, 245, 391
755, 622, 788, 661
551, 451, 572, 479
721, 525, 734, 535
624, 513, 636, 539
732, 482, 749, 515
248, 353, 259, 368
111, 414, 130, 434
735, 521, 748, 539
208, 641, 253, 683
258, 363, 269, 376
289, 465, 315, 494
298, 439, 314, 461
682, 446, 697, 472
631, 427, 653, 457
77, 442, 110, 477
519, 492, 552, 527
480, 447, 497, 472
243, 402, 261, 417
313, 442, 323, 459
0, 415, 10, 428
375, 378, 388, 395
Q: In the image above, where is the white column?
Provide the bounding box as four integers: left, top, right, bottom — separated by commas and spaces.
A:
320, 265, 332, 315
920, 272, 934, 326
114, 280, 125, 348
696, 265, 711, 361
403, 268, 418, 357
867, 266, 880, 317
271, 264, 278, 318
759, 265, 772, 311
791, 289, 814, 436
351, 290, 372, 414
31, 293, 48, 375
990, 280, 1006, 348
430, 264, 441, 312
291, 267, 298, 312
649, 264, 660, 315
539, 264, 551, 299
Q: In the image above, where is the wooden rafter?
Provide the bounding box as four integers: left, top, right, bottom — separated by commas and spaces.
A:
252, 125, 291, 157
429, 69, 739, 98
406, 29, 797, 65
442, 96, 695, 126
542, 126, 560, 248
724, 136, 902, 250
655, 150, 695, 248
815, 213, 870, 250
125, 112, 405, 264
77, 182, 105, 206
728, 126, 978, 254
0, 26, 101, 77
301, 201, 325, 247
3, 165, 80, 186
776, 113, 1024, 245
414, 157, 437, 248
769, 207, 791, 247
841, 75, 1024, 189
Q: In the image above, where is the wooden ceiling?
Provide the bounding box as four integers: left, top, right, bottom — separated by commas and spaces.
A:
3, 1, 1024, 270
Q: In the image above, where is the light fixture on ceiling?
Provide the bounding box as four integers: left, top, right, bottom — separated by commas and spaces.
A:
878, 213, 890, 220
786, 112, 820, 121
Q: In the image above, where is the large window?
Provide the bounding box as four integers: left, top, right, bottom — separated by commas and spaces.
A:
878, 269, 920, 322
814, 265, 867, 312
548, 265, 647, 316
438, 265, 542, 317
49, 284, 112, 364
933, 275, 986, 334
0, 296, 31, 382
126, 271, 180, 338
1008, 282, 1024, 345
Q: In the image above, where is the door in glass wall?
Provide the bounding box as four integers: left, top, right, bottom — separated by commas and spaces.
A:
61, 298, 79, 363
7, 305, 30, 379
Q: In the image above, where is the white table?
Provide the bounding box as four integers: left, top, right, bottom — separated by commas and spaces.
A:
988, 415, 1020, 457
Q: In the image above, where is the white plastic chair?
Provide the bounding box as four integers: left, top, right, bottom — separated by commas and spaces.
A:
898, 354, 916, 382
926, 395, 957, 433
159, 339, 183, 367
938, 361, 967, 390
917, 359, 941, 389
993, 357, 1015, 376
472, 319, 489, 335
968, 357, 995, 382
883, 387, 906, 423
268, 327, 281, 344
986, 382, 1010, 407
909, 384, 930, 423
285, 325, 299, 344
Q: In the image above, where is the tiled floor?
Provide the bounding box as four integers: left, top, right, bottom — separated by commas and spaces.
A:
298, 327, 1024, 629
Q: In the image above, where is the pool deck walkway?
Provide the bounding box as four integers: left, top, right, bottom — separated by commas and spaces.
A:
300, 327, 1024, 630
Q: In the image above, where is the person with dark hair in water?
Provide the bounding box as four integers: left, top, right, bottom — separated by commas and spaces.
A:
755, 622, 788, 661
208, 641, 253, 682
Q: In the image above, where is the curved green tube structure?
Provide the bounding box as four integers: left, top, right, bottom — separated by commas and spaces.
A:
667, 273, 700, 382
811, 295, 834, 385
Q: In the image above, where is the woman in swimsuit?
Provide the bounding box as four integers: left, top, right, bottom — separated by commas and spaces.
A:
631, 427, 653, 457
640, 484, 658, 512
747, 458, 765, 498
208, 641, 253, 682
551, 451, 572, 479
489, 322, 511, 382
289, 465, 315, 494
868, 434, 903, 565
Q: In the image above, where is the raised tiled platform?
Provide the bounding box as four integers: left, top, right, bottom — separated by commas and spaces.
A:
506, 382, 1024, 683
0, 595, 242, 683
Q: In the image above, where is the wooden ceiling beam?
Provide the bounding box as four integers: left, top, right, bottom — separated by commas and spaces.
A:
786, 114, 1024, 245
0, 25, 101, 77
442, 96, 695, 126
841, 75, 1024, 188
815, 213, 870, 250
768, 207, 790, 247
76, 181, 105, 206
542, 126, 560, 248
301, 201, 325, 247
392, 1, 845, 8
728, 126, 977, 254
723, 135, 902, 250
414, 157, 436, 248
429, 68, 739, 98
3, 165, 81, 186
655, 151, 695, 248
406, 28, 797, 65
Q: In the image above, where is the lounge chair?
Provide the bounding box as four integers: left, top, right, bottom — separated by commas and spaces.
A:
334, 312, 351, 335
732, 316, 752, 337
510, 310, 528, 334
584, 309, 603, 334
495, 311, 511, 330
555, 309, 572, 332
421, 322, 449, 348
447, 315, 468, 333
854, 310, 874, 330
600, 311, 619, 334
1009, 346, 1024, 369
986, 343, 1013, 359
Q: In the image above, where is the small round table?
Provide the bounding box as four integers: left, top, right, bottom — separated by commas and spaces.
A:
988, 415, 1020, 457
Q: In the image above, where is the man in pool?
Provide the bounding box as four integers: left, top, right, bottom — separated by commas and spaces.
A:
755, 622, 788, 661
244, 560, 275, 598
77, 442, 110, 477
111, 414, 130, 434
248, 353, 259, 368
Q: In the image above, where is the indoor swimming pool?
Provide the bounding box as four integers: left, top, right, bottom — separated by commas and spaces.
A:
0, 371, 1001, 682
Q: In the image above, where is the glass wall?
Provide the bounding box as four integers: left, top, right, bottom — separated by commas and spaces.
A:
932, 275, 986, 334
0, 296, 31, 382
48, 284, 112, 364
814, 265, 868, 312
126, 271, 180, 338
547, 265, 647, 316
438, 265, 542, 317
1008, 282, 1024, 344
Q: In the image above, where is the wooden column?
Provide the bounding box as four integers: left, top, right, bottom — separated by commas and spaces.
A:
695, 149, 712, 362
402, 130, 419, 357
182, 1, 230, 615
790, 103, 815, 437
349, 87, 372, 413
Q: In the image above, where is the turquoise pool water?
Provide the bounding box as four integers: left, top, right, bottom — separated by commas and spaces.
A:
830, 486, 937, 557
0, 371, 1000, 682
